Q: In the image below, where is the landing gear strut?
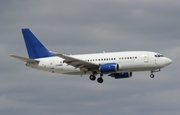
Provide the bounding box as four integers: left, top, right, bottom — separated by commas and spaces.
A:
150, 69, 160, 78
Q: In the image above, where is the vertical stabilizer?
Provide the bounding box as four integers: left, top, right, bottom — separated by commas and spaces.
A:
22, 28, 55, 59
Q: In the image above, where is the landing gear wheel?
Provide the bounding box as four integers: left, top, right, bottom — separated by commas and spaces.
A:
89, 75, 96, 81
97, 77, 103, 83
150, 74, 155, 78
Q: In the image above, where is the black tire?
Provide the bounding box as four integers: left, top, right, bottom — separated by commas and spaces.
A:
89, 75, 96, 81
150, 74, 155, 78
97, 77, 103, 83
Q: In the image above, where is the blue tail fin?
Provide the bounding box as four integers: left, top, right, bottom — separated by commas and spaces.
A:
22, 28, 55, 59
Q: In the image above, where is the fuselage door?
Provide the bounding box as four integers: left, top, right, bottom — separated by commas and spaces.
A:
50, 59, 54, 69
144, 53, 149, 63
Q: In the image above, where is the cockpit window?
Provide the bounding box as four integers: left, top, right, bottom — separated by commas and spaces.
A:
154, 54, 164, 57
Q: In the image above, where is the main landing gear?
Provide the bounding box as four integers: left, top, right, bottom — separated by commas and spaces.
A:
89, 74, 104, 83
97, 77, 103, 83
89, 75, 96, 81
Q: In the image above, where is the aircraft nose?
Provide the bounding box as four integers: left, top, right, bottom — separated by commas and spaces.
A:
165, 58, 172, 66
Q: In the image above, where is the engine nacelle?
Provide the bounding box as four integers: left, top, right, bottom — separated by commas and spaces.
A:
99, 63, 119, 74
109, 72, 132, 79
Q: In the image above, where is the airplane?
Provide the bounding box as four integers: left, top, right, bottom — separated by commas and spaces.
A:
9, 28, 172, 83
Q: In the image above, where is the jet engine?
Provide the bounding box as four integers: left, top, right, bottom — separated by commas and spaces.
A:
99, 63, 119, 74
109, 72, 132, 79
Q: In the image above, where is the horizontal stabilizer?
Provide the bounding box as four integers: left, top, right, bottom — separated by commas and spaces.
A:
9, 54, 39, 63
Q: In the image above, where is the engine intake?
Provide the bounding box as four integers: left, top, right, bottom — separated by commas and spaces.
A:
99, 63, 119, 74
109, 72, 132, 79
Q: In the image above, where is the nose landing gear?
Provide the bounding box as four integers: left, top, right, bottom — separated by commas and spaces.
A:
150, 69, 161, 78
150, 74, 155, 78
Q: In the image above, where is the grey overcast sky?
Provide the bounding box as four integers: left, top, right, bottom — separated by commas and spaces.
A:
1, 0, 180, 115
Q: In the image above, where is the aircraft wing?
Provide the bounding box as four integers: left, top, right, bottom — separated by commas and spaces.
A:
9, 54, 39, 63
56, 54, 99, 71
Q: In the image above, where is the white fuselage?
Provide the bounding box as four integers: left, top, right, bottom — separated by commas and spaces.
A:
26, 51, 172, 75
